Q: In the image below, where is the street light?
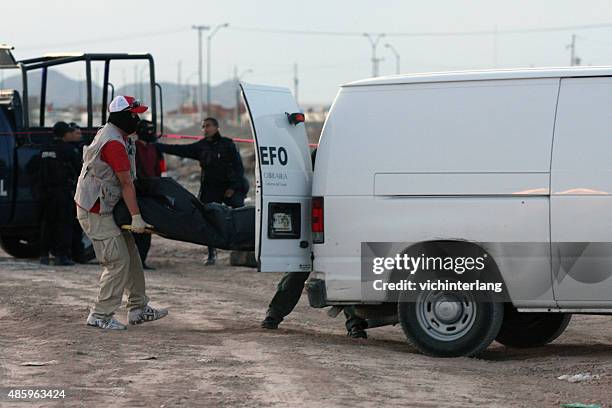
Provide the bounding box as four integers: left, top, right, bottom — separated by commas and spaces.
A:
192, 24, 210, 121
185, 71, 199, 115
363, 33, 386, 77
235, 67, 253, 125
207, 23, 229, 118
385, 43, 400, 75
139, 64, 148, 103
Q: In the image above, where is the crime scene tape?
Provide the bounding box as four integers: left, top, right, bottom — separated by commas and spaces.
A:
161, 133, 319, 148
0, 131, 319, 147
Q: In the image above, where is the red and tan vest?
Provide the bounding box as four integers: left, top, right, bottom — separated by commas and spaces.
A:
74, 123, 136, 214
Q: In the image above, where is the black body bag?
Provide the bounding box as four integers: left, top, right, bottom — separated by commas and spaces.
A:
113, 177, 255, 251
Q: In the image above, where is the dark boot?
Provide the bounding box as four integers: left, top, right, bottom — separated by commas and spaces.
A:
345, 306, 368, 339
205, 247, 217, 266
261, 315, 283, 329
347, 326, 368, 339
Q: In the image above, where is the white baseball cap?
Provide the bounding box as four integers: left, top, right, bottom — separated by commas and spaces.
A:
108, 95, 148, 114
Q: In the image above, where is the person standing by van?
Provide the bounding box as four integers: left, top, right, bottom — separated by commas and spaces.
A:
156, 117, 248, 265
65, 122, 90, 263
262, 273, 369, 338
75, 95, 168, 330
261, 149, 369, 339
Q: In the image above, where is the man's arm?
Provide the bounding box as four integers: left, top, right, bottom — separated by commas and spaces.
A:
116, 170, 140, 216
116, 170, 150, 233
155, 140, 203, 160
100, 140, 150, 232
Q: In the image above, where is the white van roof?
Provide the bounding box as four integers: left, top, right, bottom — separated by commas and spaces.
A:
344, 66, 612, 87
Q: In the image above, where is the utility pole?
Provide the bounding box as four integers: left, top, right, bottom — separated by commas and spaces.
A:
385, 43, 400, 75
139, 65, 147, 101
207, 23, 229, 118
177, 60, 182, 90
363, 33, 386, 77
177, 60, 183, 106
192, 25, 210, 121
293, 62, 299, 104
567, 34, 580, 66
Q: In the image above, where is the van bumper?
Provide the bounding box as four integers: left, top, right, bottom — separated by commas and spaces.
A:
306, 278, 328, 308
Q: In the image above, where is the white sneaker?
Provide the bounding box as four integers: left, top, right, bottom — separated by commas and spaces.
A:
86, 313, 127, 330
128, 305, 168, 325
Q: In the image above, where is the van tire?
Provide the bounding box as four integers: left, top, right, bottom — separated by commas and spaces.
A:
495, 307, 571, 348
0, 235, 40, 258
398, 296, 504, 357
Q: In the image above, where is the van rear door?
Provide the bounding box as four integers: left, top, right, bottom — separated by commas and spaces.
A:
240, 83, 312, 272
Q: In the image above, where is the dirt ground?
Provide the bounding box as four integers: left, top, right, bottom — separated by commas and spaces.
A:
1, 238, 611, 408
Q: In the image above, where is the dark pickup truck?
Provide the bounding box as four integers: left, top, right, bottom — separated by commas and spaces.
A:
0, 45, 163, 258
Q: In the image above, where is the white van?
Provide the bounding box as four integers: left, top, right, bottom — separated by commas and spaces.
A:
241, 68, 612, 357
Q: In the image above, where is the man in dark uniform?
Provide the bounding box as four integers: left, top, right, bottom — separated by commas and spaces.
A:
156, 117, 248, 265
38, 121, 82, 266
261, 148, 369, 339
65, 122, 90, 263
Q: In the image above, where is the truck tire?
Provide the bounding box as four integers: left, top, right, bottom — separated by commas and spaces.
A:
397, 291, 504, 357
0, 236, 40, 259
495, 307, 571, 348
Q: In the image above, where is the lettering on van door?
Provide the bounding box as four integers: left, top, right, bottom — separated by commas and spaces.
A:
259, 146, 289, 187
259, 146, 288, 166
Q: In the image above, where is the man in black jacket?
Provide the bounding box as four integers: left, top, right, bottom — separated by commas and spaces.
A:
38, 121, 82, 266
156, 117, 248, 265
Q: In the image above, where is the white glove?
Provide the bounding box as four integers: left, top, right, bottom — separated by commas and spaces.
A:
131, 214, 152, 234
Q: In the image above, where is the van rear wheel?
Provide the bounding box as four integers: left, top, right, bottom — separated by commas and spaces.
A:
398, 290, 504, 357
495, 307, 571, 348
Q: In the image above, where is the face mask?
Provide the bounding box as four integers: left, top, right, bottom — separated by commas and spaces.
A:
108, 111, 140, 134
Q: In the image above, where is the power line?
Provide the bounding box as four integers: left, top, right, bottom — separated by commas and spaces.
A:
13, 21, 612, 55
232, 22, 612, 38
15, 27, 189, 52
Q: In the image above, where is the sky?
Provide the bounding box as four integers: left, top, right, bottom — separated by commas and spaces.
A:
5, 0, 612, 105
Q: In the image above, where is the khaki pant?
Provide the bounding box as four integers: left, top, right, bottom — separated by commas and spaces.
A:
77, 207, 148, 318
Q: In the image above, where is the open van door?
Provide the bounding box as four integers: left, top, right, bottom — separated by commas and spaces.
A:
240, 83, 312, 272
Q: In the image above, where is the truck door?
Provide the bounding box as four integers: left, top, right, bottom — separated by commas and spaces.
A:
551, 77, 612, 305
240, 83, 312, 272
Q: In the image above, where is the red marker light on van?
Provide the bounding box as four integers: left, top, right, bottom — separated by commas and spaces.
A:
286, 112, 305, 125
312, 196, 324, 244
